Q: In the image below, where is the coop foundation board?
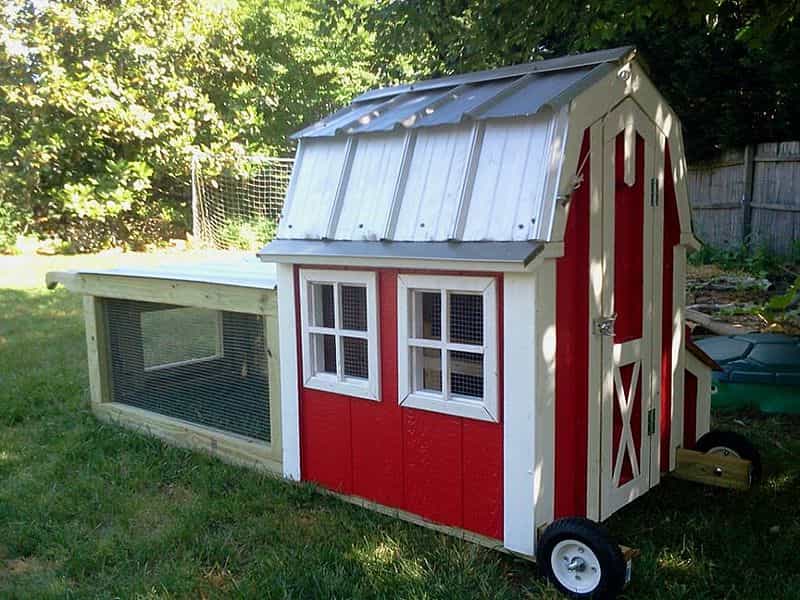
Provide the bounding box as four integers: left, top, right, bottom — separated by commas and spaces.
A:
46, 261, 284, 475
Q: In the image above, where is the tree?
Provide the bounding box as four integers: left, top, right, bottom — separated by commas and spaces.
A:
364, 0, 800, 161
0, 0, 262, 249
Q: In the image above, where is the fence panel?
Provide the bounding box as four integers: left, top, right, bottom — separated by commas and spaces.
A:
750, 142, 800, 255
688, 142, 800, 255
687, 148, 746, 250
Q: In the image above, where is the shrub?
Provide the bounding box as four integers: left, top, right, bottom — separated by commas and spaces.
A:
0, 202, 22, 254
688, 242, 786, 277
218, 218, 277, 251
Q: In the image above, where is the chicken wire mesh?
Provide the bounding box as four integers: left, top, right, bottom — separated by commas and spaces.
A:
191, 152, 293, 251
105, 299, 271, 442
408, 290, 484, 399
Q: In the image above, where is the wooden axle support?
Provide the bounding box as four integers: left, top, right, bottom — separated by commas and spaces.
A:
672, 448, 752, 490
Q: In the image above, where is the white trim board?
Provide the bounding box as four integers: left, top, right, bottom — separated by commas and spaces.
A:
502, 271, 537, 556
276, 263, 301, 480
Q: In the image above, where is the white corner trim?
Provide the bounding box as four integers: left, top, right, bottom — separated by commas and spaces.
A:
276, 263, 300, 480
502, 272, 537, 556
533, 260, 556, 536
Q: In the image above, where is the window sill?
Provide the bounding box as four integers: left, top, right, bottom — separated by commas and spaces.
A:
399, 391, 498, 422
304, 373, 379, 402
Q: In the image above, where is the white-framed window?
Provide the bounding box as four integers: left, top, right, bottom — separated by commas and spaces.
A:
299, 269, 379, 401
397, 274, 498, 422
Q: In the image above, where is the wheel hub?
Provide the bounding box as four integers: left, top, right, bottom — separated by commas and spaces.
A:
567, 556, 587, 572
551, 540, 602, 593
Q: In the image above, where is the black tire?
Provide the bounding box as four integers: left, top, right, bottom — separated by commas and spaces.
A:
695, 430, 762, 485
537, 517, 627, 599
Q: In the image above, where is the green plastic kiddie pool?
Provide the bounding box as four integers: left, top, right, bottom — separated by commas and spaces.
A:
695, 334, 800, 414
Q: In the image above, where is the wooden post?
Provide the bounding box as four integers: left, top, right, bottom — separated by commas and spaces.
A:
742, 144, 755, 249
191, 151, 202, 245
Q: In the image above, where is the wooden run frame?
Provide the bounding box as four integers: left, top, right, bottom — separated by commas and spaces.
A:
50, 271, 283, 475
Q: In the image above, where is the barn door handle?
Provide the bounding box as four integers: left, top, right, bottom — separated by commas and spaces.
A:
593, 313, 617, 336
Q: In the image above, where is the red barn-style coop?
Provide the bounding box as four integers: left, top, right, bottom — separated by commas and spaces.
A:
50, 47, 761, 600
260, 46, 737, 597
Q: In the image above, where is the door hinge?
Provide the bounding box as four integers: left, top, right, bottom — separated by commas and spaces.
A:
650, 177, 659, 207
593, 313, 617, 336
647, 408, 657, 436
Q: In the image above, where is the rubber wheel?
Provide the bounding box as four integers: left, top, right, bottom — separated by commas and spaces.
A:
695, 430, 762, 485
537, 517, 627, 599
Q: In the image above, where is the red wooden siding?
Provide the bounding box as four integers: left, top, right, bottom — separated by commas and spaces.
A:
298, 268, 504, 540
660, 145, 682, 469
613, 132, 645, 345
683, 371, 698, 449
554, 129, 591, 518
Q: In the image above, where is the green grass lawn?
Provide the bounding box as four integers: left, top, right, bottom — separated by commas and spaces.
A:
1, 253, 799, 599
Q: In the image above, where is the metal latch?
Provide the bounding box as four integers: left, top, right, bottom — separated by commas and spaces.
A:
593, 313, 617, 336
647, 408, 656, 436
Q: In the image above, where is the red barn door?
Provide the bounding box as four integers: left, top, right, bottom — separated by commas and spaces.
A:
599, 99, 664, 519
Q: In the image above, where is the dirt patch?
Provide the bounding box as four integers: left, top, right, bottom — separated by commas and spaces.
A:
0, 556, 55, 579
687, 265, 800, 334
161, 483, 194, 504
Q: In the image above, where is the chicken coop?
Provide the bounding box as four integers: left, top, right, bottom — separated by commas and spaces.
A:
50, 46, 761, 600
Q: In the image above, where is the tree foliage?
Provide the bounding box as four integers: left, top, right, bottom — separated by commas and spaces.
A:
365, 0, 800, 161
0, 0, 798, 252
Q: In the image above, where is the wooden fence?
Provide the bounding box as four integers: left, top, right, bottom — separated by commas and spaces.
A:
687, 141, 800, 255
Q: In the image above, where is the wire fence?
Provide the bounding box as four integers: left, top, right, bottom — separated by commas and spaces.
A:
191, 152, 293, 251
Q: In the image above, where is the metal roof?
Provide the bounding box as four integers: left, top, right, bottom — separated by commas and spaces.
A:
46, 260, 278, 290
278, 47, 638, 247
279, 112, 562, 243
292, 46, 634, 139
259, 239, 544, 266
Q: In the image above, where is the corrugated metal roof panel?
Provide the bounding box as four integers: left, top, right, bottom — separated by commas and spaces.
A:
277, 137, 349, 239
473, 67, 593, 119
294, 48, 634, 140
353, 46, 635, 103
404, 81, 504, 128
461, 115, 553, 241
351, 91, 440, 133
334, 133, 406, 240
259, 239, 544, 265
290, 99, 384, 139
393, 124, 473, 241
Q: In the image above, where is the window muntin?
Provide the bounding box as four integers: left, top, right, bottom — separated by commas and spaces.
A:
398, 275, 498, 422
300, 269, 379, 400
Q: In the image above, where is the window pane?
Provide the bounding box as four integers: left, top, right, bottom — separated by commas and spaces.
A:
342, 336, 368, 379
449, 293, 483, 345
340, 285, 367, 331
413, 346, 442, 392
449, 350, 483, 399
141, 307, 220, 369
413, 291, 441, 340
312, 333, 336, 374
312, 283, 335, 328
